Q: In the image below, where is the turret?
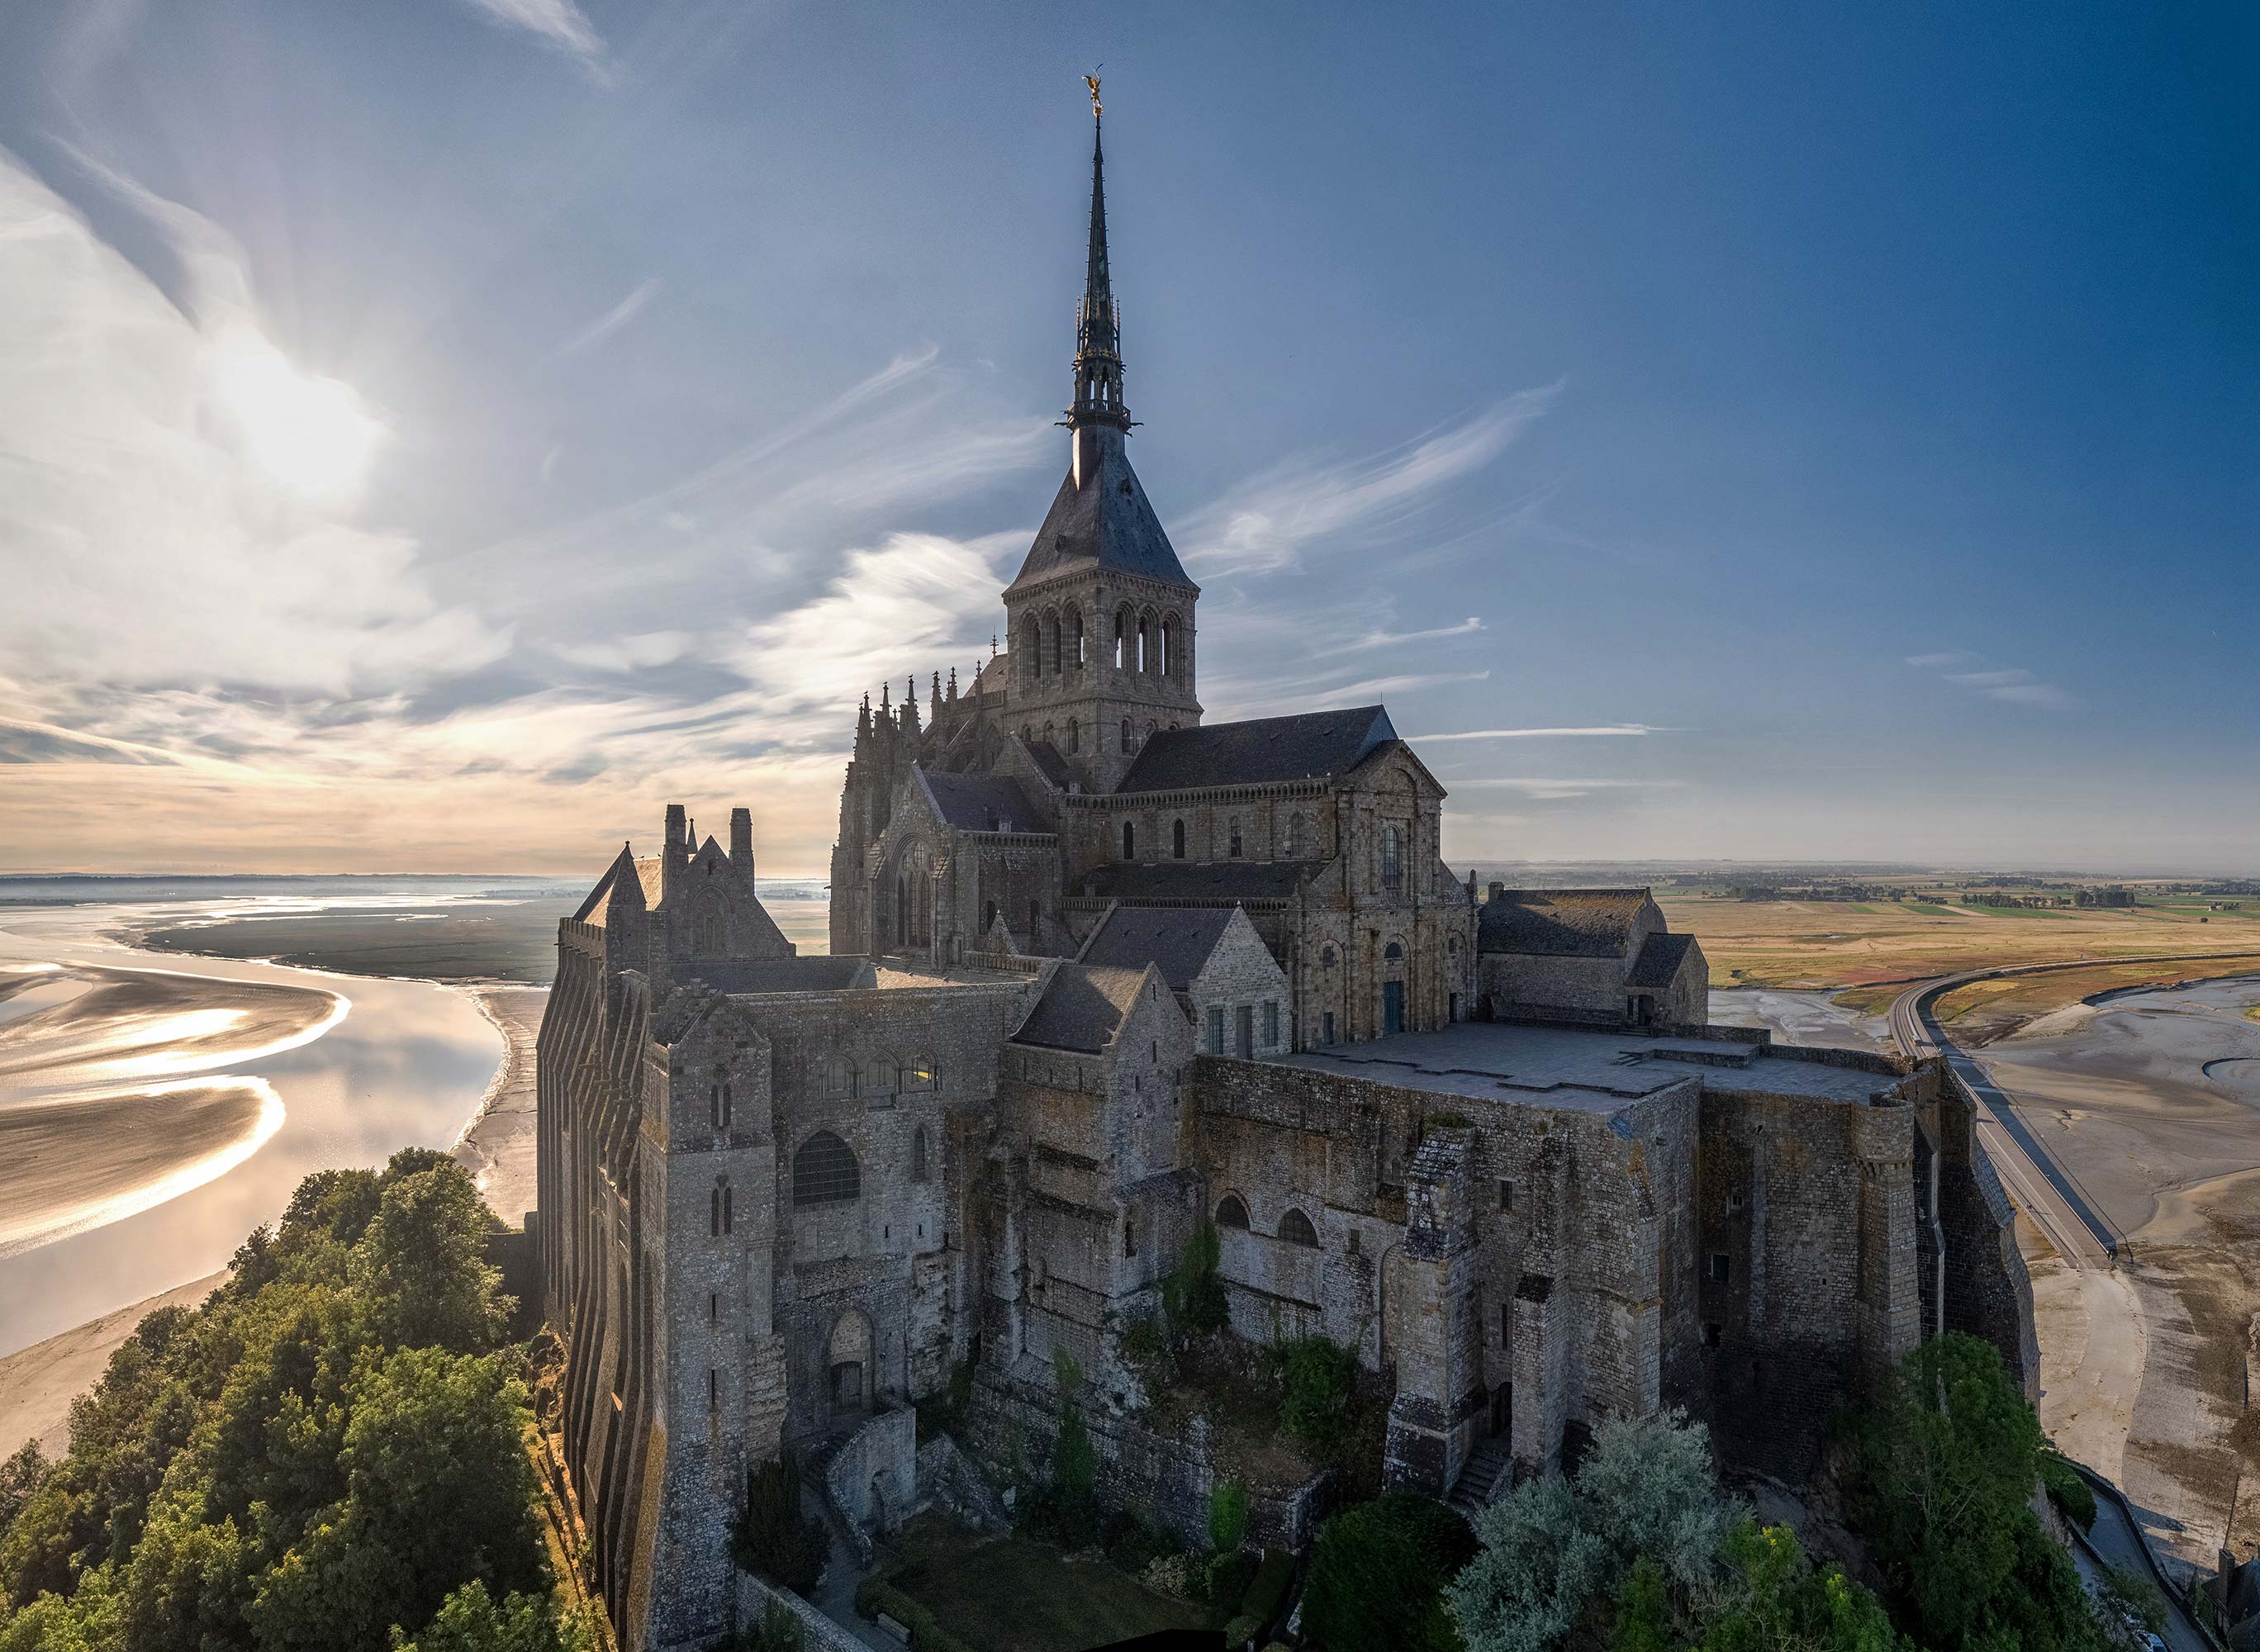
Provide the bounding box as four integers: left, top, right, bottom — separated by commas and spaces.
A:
730, 807, 753, 873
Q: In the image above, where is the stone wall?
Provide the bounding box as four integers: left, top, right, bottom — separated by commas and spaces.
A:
1930, 1069, 2040, 1399
824, 1405, 919, 1561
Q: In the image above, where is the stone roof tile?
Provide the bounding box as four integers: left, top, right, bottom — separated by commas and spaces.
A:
1478, 887, 1649, 959
1116, 706, 1396, 794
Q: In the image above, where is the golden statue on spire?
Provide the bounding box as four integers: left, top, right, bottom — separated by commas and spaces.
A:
1085, 69, 1102, 118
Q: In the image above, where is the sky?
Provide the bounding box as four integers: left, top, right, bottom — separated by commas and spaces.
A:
0, 1, 2252, 878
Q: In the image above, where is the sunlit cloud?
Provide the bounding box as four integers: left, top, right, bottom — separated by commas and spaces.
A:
1345, 617, 1484, 652
458, 0, 606, 69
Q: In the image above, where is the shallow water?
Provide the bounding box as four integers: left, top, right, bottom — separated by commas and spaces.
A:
0, 900, 502, 1355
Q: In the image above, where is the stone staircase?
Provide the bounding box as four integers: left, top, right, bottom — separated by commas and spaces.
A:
1446, 1436, 1513, 1520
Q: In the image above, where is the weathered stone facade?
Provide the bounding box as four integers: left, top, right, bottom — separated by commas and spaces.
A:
534, 109, 2036, 1651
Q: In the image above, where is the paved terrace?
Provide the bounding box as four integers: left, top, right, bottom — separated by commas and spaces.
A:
1272, 1022, 1900, 1113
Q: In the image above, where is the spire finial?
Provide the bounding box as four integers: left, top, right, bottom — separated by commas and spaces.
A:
1085, 68, 1102, 120
1066, 73, 1128, 440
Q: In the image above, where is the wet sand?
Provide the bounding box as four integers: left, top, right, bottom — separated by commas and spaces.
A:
1974, 976, 2260, 1574
452, 985, 546, 1227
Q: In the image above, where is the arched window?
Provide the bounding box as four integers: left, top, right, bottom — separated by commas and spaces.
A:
1161, 616, 1175, 676
1120, 719, 1133, 754
1227, 818, 1243, 858
824, 1057, 855, 1097
1071, 610, 1085, 668
904, 1056, 935, 1090
711, 1078, 733, 1131
1214, 1193, 1250, 1230
1384, 941, 1405, 962
1023, 614, 1042, 679
1286, 814, 1308, 858
794, 1132, 860, 1206
1137, 616, 1151, 672
1321, 945, 1337, 969
1047, 614, 1061, 675
1172, 819, 1186, 860
1113, 612, 1127, 669
983, 900, 998, 935
1122, 821, 1136, 860
1042, 721, 1056, 747
1380, 824, 1403, 890
911, 1125, 929, 1182
698, 912, 725, 954
712, 1177, 734, 1235
1278, 1208, 1318, 1248
1066, 719, 1080, 754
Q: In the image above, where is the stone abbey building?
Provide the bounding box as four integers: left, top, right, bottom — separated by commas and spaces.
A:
534, 107, 2034, 1652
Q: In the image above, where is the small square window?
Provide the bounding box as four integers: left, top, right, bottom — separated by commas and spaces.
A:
1707, 1253, 1731, 1284
1726, 1193, 1745, 1216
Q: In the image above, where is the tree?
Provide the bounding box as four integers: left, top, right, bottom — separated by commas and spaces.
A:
0, 1442, 46, 1535
1304, 1494, 1478, 1652
354, 1164, 510, 1354
1839, 1332, 2106, 1650
1696, 1522, 1904, 1652
388, 1580, 586, 1652
731, 1450, 828, 1596
1162, 1222, 1227, 1336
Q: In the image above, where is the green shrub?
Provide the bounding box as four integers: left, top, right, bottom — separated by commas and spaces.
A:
1101, 1509, 1180, 1571
736, 1596, 805, 1652
1223, 1612, 1262, 1646
1280, 1335, 1358, 1454
1165, 1222, 1228, 1335
732, 1449, 829, 1596
1306, 1494, 1478, 1652
1208, 1479, 1250, 1555
2039, 1452, 2096, 1532
1206, 1550, 1257, 1609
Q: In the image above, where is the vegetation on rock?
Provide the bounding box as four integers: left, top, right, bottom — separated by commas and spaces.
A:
0, 1153, 588, 1652
730, 1448, 828, 1597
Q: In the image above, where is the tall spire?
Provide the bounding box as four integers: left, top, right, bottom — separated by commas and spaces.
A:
1071, 75, 1128, 436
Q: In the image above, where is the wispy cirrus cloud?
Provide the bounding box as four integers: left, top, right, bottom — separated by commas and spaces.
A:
1175, 385, 1560, 577
1412, 724, 1669, 742
458, 0, 606, 70
1450, 776, 1686, 801
551, 277, 660, 358
1345, 617, 1484, 652
1907, 653, 2076, 710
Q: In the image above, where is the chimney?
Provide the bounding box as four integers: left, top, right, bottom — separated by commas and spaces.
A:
1488, 881, 1506, 904
729, 808, 754, 872
664, 804, 686, 852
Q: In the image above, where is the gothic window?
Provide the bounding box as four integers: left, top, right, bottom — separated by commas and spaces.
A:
911, 1126, 929, 1182
711, 1077, 733, 1131
712, 1177, 734, 1235
1380, 824, 1403, 890
904, 1057, 936, 1090
1113, 612, 1127, 669
1137, 616, 1152, 672
1122, 821, 1135, 859
1042, 721, 1055, 748
697, 912, 725, 954
1214, 1193, 1250, 1229
1172, 819, 1186, 859
824, 1057, 855, 1097
1066, 719, 1080, 753
1023, 614, 1042, 679
1227, 818, 1243, 858
1120, 719, 1133, 754
794, 1132, 860, 1206
1278, 1208, 1318, 1248
1047, 614, 1061, 675
983, 900, 997, 935
1071, 610, 1085, 667
1161, 615, 1176, 677
1286, 814, 1308, 857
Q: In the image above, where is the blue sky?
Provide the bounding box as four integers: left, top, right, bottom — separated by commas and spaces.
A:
0, 1, 2251, 874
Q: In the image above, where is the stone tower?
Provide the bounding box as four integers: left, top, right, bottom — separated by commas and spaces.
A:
1000, 102, 1201, 794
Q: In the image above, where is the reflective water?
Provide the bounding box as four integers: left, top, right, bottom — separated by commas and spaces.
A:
0, 901, 501, 1355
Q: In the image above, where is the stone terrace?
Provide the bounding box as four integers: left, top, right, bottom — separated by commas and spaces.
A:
1273, 1020, 1900, 1110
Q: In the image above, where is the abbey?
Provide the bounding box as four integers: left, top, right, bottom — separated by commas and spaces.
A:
534, 107, 2034, 1652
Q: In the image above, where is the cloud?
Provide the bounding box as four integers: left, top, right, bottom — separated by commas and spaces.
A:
0, 149, 504, 713
1411, 724, 1669, 742
1909, 655, 2076, 711
1174, 386, 1560, 577
1450, 776, 1685, 801
0, 718, 179, 767
551, 632, 696, 673
458, 0, 605, 65
551, 277, 660, 358
1344, 617, 1484, 653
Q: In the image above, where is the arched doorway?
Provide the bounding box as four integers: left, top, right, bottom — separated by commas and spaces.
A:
827, 1309, 873, 1418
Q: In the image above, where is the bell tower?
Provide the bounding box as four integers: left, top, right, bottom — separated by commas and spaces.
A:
1001, 80, 1201, 795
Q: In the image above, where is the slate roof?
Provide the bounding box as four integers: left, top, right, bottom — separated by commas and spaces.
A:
574, 851, 665, 928
1075, 861, 1307, 902
683, 957, 874, 995
1626, 931, 1697, 990
922, 771, 1047, 834
1116, 706, 1398, 795
1023, 740, 1071, 790
1012, 963, 1151, 1053
1078, 906, 1237, 994
1478, 888, 1650, 959
1004, 433, 1194, 595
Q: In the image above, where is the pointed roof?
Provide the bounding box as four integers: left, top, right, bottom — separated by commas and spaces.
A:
1080, 111, 1118, 372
